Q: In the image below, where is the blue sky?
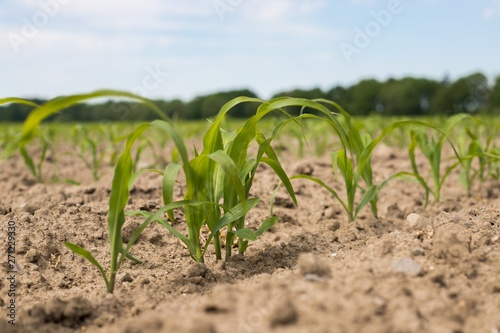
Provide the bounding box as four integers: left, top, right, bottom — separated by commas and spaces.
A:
1, 0, 499, 101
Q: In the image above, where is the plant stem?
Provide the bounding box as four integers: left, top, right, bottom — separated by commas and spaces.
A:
225, 222, 235, 260
213, 232, 222, 260
108, 273, 115, 293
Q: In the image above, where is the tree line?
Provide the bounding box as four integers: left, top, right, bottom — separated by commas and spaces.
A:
1, 72, 499, 122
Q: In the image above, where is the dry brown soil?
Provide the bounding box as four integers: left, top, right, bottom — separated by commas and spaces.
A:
0, 143, 499, 333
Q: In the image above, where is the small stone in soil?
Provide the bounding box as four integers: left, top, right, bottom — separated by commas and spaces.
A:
406, 213, 431, 230
412, 247, 425, 256
83, 187, 96, 194
328, 221, 341, 231
324, 207, 337, 219
120, 273, 133, 283
79, 205, 91, 213
25, 249, 40, 263
392, 257, 423, 276
22, 202, 40, 215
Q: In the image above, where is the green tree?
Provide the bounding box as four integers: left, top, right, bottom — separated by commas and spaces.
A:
345, 79, 382, 115
490, 75, 500, 111
430, 72, 489, 114
326, 86, 348, 107
379, 78, 440, 115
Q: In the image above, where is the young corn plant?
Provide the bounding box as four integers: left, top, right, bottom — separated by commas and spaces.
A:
408, 114, 470, 205
0, 125, 21, 160
0, 98, 40, 168
132, 135, 167, 172
482, 123, 500, 181
456, 127, 488, 196
2, 90, 167, 293
71, 125, 107, 181
64, 123, 200, 292
4, 90, 167, 183
18, 129, 52, 182
65, 124, 193, 293
128, 97, 301, 262
488, 145, 500, 180
291, 99, 441, 222
104, 124, 125, 167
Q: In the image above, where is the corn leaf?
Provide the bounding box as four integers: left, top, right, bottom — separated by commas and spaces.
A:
162, 163, 182, 222
0, 98, 40, 108
233, 228, 257, 241
20, 90, 166, 146
354, 185, 378, 218
255, 216, 279, 237
64, 242, 110, 291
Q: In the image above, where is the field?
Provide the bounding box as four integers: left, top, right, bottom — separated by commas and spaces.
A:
1, 96, 500, 333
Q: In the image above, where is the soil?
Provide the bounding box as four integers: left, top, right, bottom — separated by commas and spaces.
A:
1, 142, 499, 333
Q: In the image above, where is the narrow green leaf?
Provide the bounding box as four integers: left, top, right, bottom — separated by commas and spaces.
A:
64, 242, 110, 292
354, 185, 378, 219
291, 174, 348, 213
20, 90, 166, 147
208, 150, 247, 210
19, 146, 37, 180
126, 200, 206, 258
0, 97, 40, 108
255, 216, 279, 237
261, 157, 297, 206
162, 163, 182, 222
203, 198, 260, 253
233, 228, 257, 241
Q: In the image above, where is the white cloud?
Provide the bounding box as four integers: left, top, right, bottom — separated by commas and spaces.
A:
299, 0, 328, 12
483, 0, 500, 18
242, 0, 327, 22
64, 0, 211, 20
349, 0, 380, 7
5, 0, 213, 31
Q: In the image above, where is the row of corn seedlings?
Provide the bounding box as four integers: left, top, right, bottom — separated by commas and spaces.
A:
1, 91, 499, 293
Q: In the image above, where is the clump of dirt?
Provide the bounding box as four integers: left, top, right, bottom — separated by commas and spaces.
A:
0, 144, 499, 333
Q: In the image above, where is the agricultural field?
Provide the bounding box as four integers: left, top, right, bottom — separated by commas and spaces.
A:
1, 93, 500, 333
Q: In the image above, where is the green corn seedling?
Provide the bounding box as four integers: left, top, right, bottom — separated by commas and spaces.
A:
291, 99, 442, 222
0, 90, 167, 293
65, 124, 193, 293
2, 90, 166, 183
0, 98, 40, 169
71, 125, 107, 181
456, 127, 488, 196
488, 146, 500, 180
128, 97, 300, 262
18, 129, 51, 182
408, 114, 470, 205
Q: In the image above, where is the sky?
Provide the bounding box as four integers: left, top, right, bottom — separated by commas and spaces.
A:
1, 0, 499, 101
